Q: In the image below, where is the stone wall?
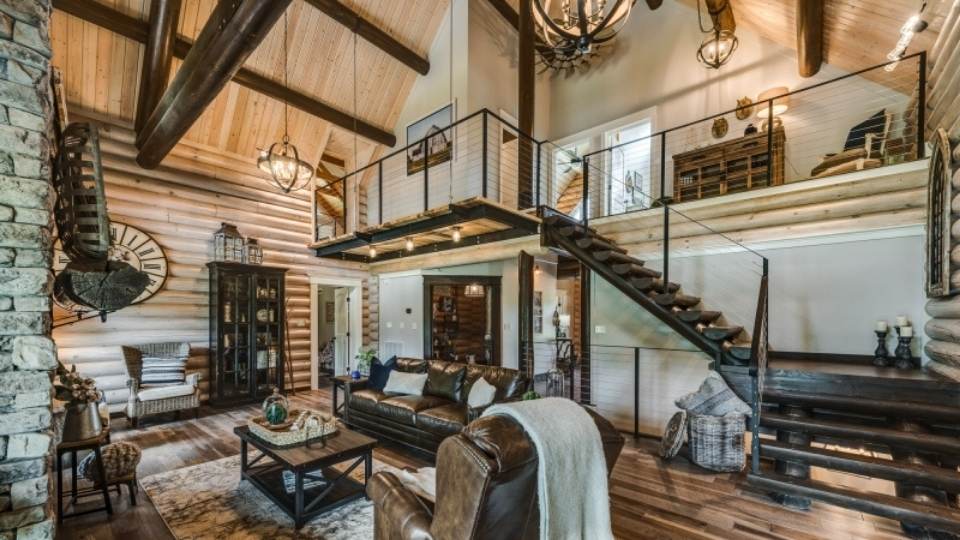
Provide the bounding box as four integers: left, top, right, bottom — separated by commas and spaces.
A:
0, 1, 56, 538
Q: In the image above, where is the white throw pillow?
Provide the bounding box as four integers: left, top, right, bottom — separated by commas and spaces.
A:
467, 377, 497, 409
383, 371, 428, 396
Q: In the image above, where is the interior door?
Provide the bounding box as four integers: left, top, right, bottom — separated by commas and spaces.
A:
334, 287, 350, 375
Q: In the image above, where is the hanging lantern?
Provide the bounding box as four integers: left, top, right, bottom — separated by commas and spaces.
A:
695, 0, 738, 69
244, 237, 263, 265
532, 0, 635, 55
257, 11, 314, 193
214, 223, 245, 263
464, 283, 485, 297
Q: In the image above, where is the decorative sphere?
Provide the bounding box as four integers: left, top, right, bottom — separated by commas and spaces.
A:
265, 401, 288, 425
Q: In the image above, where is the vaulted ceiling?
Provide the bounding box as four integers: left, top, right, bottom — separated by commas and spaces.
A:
51, 0, 449, 169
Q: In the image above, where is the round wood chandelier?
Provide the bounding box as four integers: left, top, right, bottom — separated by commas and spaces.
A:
532, 0, 635, 58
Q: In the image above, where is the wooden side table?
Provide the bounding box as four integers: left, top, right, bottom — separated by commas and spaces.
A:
56, 430, 113, 523
331, 376, 366, 419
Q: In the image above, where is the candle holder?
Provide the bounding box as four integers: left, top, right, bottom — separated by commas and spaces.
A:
872, 329, 890, 367
894, 332, 914, 370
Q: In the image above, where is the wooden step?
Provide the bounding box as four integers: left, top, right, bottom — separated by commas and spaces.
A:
759, 412, 960, 455
630, 277, 680, 294
611, 263, 660, 279
556, 225, 589, 239
747, 472, 960, 534
727, 346, 753, 362
593, 250, 637, 264
702, 326, 743, 341
760, 441, 960, 493
575, 236, 625, 253
654, 293, 700, 309
762, 390, 960, 424
677, 310, 722, 324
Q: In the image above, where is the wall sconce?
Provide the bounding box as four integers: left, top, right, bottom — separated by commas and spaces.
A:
534, 264, 541, 275
756, 86, 790, 130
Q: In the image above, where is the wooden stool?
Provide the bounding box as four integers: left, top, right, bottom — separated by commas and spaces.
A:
56, 430, 112, 523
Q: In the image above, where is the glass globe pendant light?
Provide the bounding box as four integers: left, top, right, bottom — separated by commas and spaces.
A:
257, 11, 314, 193
532, 0, 635, 55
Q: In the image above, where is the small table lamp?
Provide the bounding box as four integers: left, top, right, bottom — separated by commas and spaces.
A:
757, 86, 790, 130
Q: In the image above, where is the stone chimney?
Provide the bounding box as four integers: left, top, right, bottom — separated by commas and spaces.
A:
0, 0, 56, 538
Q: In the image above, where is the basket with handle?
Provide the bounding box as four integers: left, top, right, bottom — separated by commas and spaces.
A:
687, 413, 746, 472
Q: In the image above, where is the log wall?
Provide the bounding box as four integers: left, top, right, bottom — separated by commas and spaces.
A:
52, 110, 368, 411
922, 2, 960, 382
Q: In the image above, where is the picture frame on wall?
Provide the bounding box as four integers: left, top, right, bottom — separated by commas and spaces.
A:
406, 103, 454, 175
533, 291, 543, 334
325, 301, 335, 323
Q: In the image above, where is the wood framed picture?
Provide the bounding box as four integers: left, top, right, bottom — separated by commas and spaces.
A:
325, 301, 335, 323
406, 103, 453, 175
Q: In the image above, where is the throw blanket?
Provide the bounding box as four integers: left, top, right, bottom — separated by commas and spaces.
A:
484, 398, 613, 540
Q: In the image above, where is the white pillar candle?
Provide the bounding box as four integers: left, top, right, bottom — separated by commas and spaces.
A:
900, 326, 913, 337
896, 315, 909, 327
876, 320, 888, 332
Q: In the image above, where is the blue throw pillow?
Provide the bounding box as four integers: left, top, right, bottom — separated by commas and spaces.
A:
368, 356, 396, 391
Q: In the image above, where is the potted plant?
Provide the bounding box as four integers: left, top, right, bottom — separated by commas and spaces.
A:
55, 363, 103, 442
354, 349, 376, 379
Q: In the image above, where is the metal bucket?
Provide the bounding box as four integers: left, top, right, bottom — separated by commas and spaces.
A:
61, 402, 103, 442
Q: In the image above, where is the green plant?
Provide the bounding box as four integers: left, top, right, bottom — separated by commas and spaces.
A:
522, 389, 541, 401
355, 349, 376, 373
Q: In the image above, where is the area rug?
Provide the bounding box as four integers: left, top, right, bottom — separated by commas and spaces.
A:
141, 455, 395, 539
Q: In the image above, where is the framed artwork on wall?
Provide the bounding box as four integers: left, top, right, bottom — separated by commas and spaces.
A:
325, 301, 335, 323
406, 103, 453, 175
533, 291, 543, 334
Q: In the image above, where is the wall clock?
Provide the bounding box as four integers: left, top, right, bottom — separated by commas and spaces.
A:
54, 221, 168, 308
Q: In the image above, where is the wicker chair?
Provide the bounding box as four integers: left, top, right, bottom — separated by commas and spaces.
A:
121, 342, 199, 427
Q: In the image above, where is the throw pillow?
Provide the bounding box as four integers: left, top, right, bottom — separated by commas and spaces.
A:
368, 356, 397, 391
383, 371, 428, 396
843, 109, 887, 154
140, 356, 187, 387
467, 377, 497, 409
675, 372, 751, 416
424, 362, 467, 402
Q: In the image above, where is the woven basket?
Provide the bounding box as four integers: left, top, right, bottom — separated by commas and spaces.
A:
687, 413, 745, 472
247, 410, 337, 447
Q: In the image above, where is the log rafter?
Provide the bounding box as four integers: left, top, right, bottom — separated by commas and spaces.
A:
52, 0, 396, 148
796, 0, 824, 78
135, 0, 181, 133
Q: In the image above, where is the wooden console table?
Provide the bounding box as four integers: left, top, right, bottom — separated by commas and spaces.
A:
672, 127, 785, 203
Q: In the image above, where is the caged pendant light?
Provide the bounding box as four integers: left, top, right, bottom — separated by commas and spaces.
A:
695, 0, 738, 69
532, 0, 635, 55
258, 10, 314, 193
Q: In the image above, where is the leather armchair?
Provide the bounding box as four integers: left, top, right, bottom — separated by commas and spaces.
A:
367, 406, 624, 540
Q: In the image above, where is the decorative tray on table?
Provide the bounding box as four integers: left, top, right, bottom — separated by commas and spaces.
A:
247, 409, 338, 447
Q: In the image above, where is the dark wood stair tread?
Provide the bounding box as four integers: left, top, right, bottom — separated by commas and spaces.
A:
678, 310, 722, 324
760, 441, 960, 493
702, 325, 743, 341
611, 262, 660, 278
575, 236, 625, 253
593, 250, 637, 264
654, 293, 700, 309
762, 390, 960, 423
747, 472, 960, 534
760, 412, 960, 455
631, 277, 680, 294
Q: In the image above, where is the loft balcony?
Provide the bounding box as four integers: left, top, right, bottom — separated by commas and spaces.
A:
310, 54, 926, 262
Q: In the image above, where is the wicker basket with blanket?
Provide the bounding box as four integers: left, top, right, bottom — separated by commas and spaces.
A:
687, 413, 746, 472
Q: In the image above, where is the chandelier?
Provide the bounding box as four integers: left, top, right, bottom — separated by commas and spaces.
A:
532, 0, 635, 60
696, 0, 738, 69
257, 11, 314, 193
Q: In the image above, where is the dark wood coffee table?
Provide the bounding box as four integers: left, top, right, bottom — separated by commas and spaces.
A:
234, 425, 377, 528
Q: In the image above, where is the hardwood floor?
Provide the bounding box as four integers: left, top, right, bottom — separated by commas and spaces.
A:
57, 382, 911, 539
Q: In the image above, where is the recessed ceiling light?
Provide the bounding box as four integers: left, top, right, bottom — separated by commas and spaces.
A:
405, 237, 414, 251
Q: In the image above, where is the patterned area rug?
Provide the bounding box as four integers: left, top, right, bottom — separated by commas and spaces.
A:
141, 455, 393, 539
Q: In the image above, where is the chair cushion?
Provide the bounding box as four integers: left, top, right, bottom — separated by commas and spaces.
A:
140, 356, 187, 387
350, 389, 388, 414
79, 442, 142, 483
424, 361, 466, 402
417, 403, 468, 437
378, 395, 451, 425
368, 356, 396, 391
137, 383, 195, 401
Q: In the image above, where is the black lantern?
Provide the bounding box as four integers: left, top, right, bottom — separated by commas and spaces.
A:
214, 223, 245, 262
244, 237, 263, 265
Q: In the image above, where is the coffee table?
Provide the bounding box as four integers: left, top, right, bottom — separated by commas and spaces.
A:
234, 424, 377, 528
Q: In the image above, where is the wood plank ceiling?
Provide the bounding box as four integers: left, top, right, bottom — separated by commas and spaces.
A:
50, 0, 449, 170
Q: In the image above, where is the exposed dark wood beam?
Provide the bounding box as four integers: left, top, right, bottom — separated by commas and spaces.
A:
487, 0, 519, 30
303, 0, 429, 75
136, 0, 292, 168
796, 0, 824, 78
135, 0, 181, 133
52, 0, 396, 149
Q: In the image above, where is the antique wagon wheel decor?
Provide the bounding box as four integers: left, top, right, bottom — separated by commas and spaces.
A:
53, 222, 168, 321
54, 122, 110, 263
926, 128, 953, 298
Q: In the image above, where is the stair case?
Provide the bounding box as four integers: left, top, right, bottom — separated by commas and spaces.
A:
539, 211, 753, 367
538, 207, 960, 536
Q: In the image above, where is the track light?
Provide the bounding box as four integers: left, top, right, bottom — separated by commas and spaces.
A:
452, 226, 461, 243
405, 237, 414, 251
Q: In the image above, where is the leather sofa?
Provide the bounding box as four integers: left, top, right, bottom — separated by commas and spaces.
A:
367, 406, 625, 540
344, 358, 527, 453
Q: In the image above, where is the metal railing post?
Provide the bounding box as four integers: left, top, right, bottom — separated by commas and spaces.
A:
767, 100, 774, 187
582, 156, 590, 226
341, 180, 348, 236
633, 347, 640, 439
918, 51, 927, 160
424, 146, 430, 213
482, 112, 488, 199
535, 141, 542, 208
660, 132, 669, 286
378, 162, 383, 226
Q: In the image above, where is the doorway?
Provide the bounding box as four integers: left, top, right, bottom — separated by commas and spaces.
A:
423, 276, 502, 365
309, 277, 363, 389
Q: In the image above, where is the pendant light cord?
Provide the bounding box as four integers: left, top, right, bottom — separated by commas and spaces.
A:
353, 30, 358, 177
283, 11, 289, 143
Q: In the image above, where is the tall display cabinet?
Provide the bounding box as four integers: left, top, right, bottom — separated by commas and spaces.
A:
207, 262, 287, 406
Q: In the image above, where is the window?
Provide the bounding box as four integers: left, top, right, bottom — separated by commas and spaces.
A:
604, 119, 653, 215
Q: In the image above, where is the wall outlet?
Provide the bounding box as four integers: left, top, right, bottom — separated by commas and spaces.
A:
595, 325, 606, 334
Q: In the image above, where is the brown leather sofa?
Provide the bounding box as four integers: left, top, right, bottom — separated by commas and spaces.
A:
344, 358, 526, 453
367, 406, 624, 540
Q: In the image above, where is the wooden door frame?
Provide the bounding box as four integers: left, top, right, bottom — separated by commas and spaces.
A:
422, 275, 502, 365
309, 276, 363, 389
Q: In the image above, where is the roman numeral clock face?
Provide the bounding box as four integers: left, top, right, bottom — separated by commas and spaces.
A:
53, 222, 168, 305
